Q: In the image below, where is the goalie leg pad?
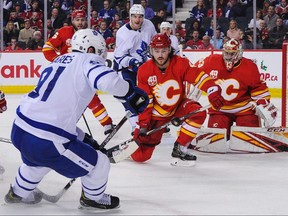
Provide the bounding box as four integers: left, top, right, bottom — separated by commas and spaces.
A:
107, 140, 139, 163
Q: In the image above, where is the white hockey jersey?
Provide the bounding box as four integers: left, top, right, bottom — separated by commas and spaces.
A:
113, 19, 157, 70
14, 53, 130, 144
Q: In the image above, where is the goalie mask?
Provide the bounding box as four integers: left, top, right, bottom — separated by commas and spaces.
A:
71, 29, 107, 59
222, 39, 243, 71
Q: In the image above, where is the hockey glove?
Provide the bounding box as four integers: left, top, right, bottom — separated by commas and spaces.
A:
128, 58, 140, 73
207, 86, 224, 110
115, 85, 149, 115
0, 91, 7, 113
82, 133, 107, 153
254, 99, 277, 127
133, 124, 148, 141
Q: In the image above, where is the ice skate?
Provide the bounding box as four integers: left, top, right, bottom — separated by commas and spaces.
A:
79, 191, 120, 210
4, 185, 42, 204
171, 142, 197, 167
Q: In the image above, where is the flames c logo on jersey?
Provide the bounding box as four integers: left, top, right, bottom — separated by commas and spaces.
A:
152, 80, 180, 106
216, 79, 240, 101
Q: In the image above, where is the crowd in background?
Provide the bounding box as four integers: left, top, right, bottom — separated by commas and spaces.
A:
2, 0, 288, 51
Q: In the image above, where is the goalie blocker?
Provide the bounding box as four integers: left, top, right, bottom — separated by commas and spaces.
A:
190, 126, 288, 153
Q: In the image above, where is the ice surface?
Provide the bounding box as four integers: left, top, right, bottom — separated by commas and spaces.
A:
0, 94, 287, 215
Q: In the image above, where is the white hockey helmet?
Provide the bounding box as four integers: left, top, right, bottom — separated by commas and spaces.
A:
71, 29, 107, 59
160, 22, 172, 29
222, 38, 243, 71
129, 4, 145, 18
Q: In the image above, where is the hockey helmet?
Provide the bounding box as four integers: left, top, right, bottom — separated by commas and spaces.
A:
150, 33, 171, 49
71, 9, 86, 19
129, 4, 145, 17
160, 22, 172, 29
71, 29, 107, 59
222, 38, 243, 71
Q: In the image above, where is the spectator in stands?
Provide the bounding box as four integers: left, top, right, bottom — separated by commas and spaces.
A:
14, 2, 27, 20
210, 28, 223, 49
164, 0, 172, 17
239, 29, 255, 49
49, 7, 65, 30
46, 18, 56, 39
268, 17, 287, 48
140, 0, 155, 20
175, 32, 186, 46
61, 0, 73, 15
264, 5, 280, 31
26, 0, 44, 19
29, 12, 43, 32
106, 28, 118, 50
120, 1, 130, 22
3, 21, 20, 48
220, 36, 231, 49
259, 19, 270, 49
205, 19, 224, 38
73, 0, 87, 11
262, 0, 270, 17
26, 30, 44, 50
9, 9, 25, 29
98, 0, 116, 26
18, 19, 35, 46
185, 29, 204, 49
275, 0, 288, 20
49, 0, 66, 17
207, 5, 223, 18
227, 19, 241, 40
96, 20, 113, 40
190, 0, 207, 23
185, 20, 205, 42
175, 20, 186, 39
90, 10, 103, 30
22, 0, 32, 12
150, 9, 166, 33
109, 13, 123, 30
199, 35, 214, 49
248, 9, 263, 29
4, 37, 23, 51
224, 0, 244, 20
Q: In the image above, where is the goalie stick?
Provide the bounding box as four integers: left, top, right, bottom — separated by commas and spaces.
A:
33, 111, 132, 203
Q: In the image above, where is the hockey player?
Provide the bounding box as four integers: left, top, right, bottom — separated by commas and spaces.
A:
42, 9, 115, 135
113, 4, 157, 133
0, 90, 7, 177
5, 29, 149, 209
194, 38, 277, 139
132, 33, 225, 166
159, 21, 179, 55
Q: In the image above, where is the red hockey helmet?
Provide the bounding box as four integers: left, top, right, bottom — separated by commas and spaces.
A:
149, 33, 171, 49
222, 38, 243, 71
71, 9, 86, 19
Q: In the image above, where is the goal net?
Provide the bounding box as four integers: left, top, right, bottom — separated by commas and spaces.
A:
282, 42, 288, 127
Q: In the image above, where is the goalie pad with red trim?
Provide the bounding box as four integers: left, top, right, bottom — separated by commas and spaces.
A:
230, 126, 288, 153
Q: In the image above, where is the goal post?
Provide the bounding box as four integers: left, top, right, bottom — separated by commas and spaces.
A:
282, 42, 288, 127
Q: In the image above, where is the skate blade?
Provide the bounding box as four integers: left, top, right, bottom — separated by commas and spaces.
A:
170, 158, 196, 167
78, 204, 120, 211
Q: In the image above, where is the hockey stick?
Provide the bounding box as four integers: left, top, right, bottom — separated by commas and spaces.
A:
0, 137, 12, 144
38, 112, 132, 203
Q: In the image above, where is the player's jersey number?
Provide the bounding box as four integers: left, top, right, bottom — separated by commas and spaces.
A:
28, 66, 66, 101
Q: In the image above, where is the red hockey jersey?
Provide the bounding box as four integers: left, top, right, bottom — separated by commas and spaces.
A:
137, 55, 217, 125
194, 54, 270, 115
42, 26, 75, 62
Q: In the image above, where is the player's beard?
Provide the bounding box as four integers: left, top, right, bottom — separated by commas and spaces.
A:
155, 57, 169, 69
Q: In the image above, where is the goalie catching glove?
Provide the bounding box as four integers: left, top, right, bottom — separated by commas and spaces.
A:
207, 86, 225, 110
114, 84, 149, 115
252, 99, 277, 127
